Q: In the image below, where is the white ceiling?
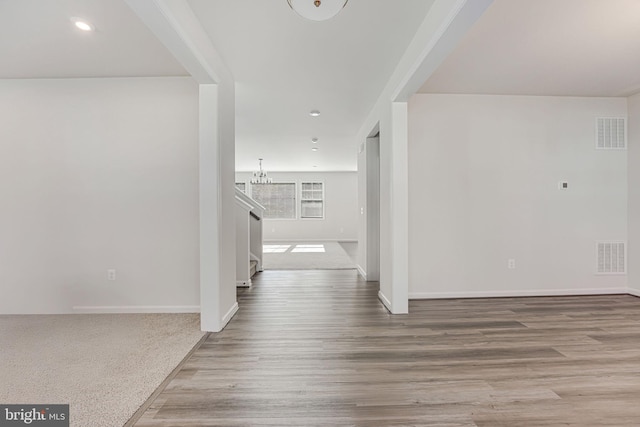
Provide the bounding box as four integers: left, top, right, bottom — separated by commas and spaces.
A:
4, 0, 640, 172
0, 0, 187, 78
420, 0, 640, 97
188, 0, 435, 172
0, 0, 434, 172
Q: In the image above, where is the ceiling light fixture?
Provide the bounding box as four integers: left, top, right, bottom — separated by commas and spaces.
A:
251, 158, 272, 184
287, 0, 349, 21
311, 137, 318, 143
312, 147, 319, 151
309, 110, 321, 117
72, 18, 94, 31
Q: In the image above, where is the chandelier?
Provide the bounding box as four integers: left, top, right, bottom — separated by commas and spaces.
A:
251, 158, 273, 184
287, 0, 349, 21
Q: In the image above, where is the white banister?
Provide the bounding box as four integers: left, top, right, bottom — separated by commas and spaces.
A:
235, 189, 265, 287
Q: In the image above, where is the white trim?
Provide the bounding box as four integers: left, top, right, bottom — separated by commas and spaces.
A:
378, 290, 393, 312
409, 287, 629, 300
221, 302, 239, 328
234, 195, 253, 211
628, 287, 640, 298
357, 265, 367, 280
73, 305, 200, 313
236, 170, 357, 174
236, 280, 251, 288
264, 238, 356, 243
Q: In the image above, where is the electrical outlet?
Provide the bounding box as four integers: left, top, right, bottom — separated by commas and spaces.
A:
107, 269, 116, 281
507, 259, 516, 270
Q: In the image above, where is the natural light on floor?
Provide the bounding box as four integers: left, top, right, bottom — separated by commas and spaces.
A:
263, 245, 291, 253
291, 244, 325, 253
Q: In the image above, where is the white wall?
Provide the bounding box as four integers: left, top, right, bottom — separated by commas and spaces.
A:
356, 96, 409, 313
0, 77, 200, 314
235, 172, 357, 242
629, 93, 640, 295
355, 1, 490, 314
408, 94, 628, 298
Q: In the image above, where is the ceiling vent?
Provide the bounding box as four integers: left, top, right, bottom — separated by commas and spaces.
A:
596, 241, 626, 275
596, 117, 626, 149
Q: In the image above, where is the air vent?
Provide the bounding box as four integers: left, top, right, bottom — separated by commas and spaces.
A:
596, 241, 626, 274
596, 117, 626, 149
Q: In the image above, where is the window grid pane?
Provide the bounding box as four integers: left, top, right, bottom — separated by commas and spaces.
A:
251, 183, 296, 219
301, 182, 323, 218
301, 201, 323, 218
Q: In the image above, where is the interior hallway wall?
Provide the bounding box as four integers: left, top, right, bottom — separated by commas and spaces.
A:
0, 77, 200, 313
408, 94, 628, 298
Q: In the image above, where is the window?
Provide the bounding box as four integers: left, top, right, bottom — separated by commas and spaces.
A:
235, 182, 246, 193
301, 182, 324, 219
251, 183, 296, 219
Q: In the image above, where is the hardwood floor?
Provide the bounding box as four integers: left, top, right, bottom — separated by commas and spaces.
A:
133, 270, 640, 426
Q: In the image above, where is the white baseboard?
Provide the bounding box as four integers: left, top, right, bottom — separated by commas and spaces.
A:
221, 302, 239, 328
378, 290, 392, 313
409, 287, 629, 300
356, 265, 367, 280
264, 239, 357, 243
72, 305, 200, 313
236, 280, 251, 288
628, 287, 640, 298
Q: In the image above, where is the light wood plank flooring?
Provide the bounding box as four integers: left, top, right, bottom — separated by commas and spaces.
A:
133, 270, 640, 426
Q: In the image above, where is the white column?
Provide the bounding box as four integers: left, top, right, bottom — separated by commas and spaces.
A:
199, 84, 222, 331
390, 102, 409, 314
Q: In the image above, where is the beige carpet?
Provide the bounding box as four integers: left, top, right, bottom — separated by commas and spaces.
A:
0, 313, 205, 427
263, 241, 356, 269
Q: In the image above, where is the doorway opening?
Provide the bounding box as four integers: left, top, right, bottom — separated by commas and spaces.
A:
356, 125, 381, 284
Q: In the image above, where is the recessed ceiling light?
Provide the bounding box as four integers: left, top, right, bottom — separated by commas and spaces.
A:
72, 18, 93, 31
311, 137, 318, 143
309, 110, 321, 117
313, 165, 318, 168
312, 147, 319, 151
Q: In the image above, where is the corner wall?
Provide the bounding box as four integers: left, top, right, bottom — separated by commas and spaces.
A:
0, 77, 200, 314
355, 0, 492, 313
408, 94, 628, 298
629, 93, 640, 296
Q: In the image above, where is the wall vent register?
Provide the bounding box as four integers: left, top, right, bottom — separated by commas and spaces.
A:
596, 117, 626, 149
596, 241, 626, 274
